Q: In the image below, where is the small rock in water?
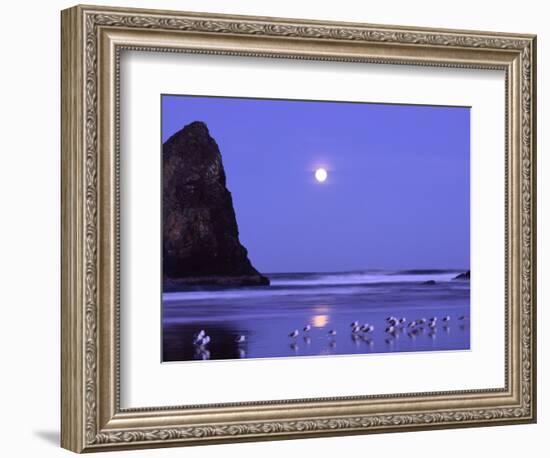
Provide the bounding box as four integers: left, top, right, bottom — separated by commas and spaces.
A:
453, 270, 470, 280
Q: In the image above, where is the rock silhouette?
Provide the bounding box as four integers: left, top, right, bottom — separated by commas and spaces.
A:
163, 121, 269, 289
453, 270, 470, 280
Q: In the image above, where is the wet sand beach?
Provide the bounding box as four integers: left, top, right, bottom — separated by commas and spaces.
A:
162, 270, 470, 362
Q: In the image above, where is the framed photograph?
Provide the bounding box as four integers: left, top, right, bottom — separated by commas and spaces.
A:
61, 4, 537, 453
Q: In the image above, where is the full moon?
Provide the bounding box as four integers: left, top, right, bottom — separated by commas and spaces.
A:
314, 168, 328, 183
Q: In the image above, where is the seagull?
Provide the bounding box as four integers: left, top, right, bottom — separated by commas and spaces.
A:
289, 330, 299, 338
361, 324, 374, 333
398, 317, 407, 326
192, 329, 206, 344
407, 321, 416, 329
385, 325, 396, 334
386, 317, 398, 326
458, 315, 469, 321
235, 335, 246, 344
442, 316, 451, 323
328, 329, 337, 337
428, 320, 437, 329
303, 324, 311, 333
350, 321, 359, 328
351, 325, 361, 334
195, 335, 210, 347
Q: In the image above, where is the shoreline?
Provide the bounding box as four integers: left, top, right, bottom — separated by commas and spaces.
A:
163, 269, 470, 294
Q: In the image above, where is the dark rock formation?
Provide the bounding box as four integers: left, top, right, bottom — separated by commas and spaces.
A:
422, 280, 437, 285
453, 270, 470, 280
163, 121, 269, 289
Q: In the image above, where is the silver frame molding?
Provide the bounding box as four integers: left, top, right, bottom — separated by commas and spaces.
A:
61, 4, 537, 453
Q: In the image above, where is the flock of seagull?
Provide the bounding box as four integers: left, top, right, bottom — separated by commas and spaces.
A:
288, 314, 469, 342
192, 329, 246, 349
189, 314, 469, 358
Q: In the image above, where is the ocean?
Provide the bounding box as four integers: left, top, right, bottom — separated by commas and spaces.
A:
162, 270, 470, 362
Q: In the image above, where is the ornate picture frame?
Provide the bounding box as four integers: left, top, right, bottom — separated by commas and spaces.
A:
61, 4, 536, 453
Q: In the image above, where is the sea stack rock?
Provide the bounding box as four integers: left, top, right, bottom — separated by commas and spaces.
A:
163, 121, 269, 289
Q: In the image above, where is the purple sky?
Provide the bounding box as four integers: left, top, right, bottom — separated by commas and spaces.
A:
162, 95, 470, 273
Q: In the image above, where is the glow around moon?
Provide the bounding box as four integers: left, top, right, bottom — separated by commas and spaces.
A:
314, 168, 328, 183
